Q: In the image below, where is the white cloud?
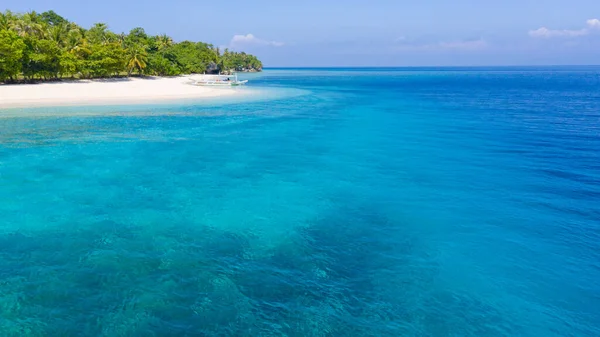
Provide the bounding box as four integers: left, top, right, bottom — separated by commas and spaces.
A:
230, 34, 284, 47
528, 27, 587, 38
587, 19, 600, 29
529, 18, 600, 38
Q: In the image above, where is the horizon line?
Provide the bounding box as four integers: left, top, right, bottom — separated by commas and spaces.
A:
263, 65, 600, 69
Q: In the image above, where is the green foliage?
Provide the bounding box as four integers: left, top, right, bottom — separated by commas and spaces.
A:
65, 27, 85, 52
156, 34, 173, 53
125, 27, 147, 47
147, 54, 180, 76
88, 43, 126, 77
40, 10, 66, 26
220, 50, 263, 72
22, 38, 62, 79
168, 41, 212, 73
59, 51, 79, 77
0, 29, 25, 81
0, 9, 262, 82
125, 44, 148, 75
0, 11, 11, 30
86, 23, 110, 45
11, 11, 44, 38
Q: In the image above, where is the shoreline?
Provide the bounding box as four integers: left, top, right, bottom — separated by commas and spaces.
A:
0, 76, 243, 109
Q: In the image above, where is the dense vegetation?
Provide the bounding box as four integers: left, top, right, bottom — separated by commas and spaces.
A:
0, 10, 262, 82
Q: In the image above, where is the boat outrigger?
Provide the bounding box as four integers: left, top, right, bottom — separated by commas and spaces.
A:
189, 73, 248, 86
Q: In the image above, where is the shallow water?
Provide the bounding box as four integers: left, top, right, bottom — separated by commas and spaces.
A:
1, 68, 599, 336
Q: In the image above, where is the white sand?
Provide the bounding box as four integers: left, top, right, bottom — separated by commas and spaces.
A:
0, 76, 241, 108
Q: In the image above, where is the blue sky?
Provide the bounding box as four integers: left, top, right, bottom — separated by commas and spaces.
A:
4, 0, 600, 66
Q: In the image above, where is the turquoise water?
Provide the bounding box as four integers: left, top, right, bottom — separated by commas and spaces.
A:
1, 68, 599, 336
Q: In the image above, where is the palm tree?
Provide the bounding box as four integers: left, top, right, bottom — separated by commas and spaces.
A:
87, 22, 109, 44
10, 11, 44, 38
94, 23, 107, 30
117, 32, 126, 48
126, 44, 148, 75
0, 11, 11, 30
65, 26, 87, 53
156, 34, 173, 54
47, 22, 70, 48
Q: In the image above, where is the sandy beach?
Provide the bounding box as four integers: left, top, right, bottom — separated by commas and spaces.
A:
0, 76, 241, 108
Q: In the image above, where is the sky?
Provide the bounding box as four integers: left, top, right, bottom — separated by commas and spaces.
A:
4, 0, 600, 66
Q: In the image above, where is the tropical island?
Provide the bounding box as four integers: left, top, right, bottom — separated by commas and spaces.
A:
0, 10, 264, 108
0, 10, 262, 83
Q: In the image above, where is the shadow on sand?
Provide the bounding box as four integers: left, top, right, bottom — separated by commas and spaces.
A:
0, 76, 168, 86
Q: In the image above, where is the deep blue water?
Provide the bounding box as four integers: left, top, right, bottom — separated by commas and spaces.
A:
1, 68, 599, 336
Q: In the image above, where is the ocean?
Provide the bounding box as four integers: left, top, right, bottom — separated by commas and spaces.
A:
0, 67, 599, 336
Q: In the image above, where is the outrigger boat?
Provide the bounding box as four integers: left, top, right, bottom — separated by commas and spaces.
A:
189, 73, 248, 86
